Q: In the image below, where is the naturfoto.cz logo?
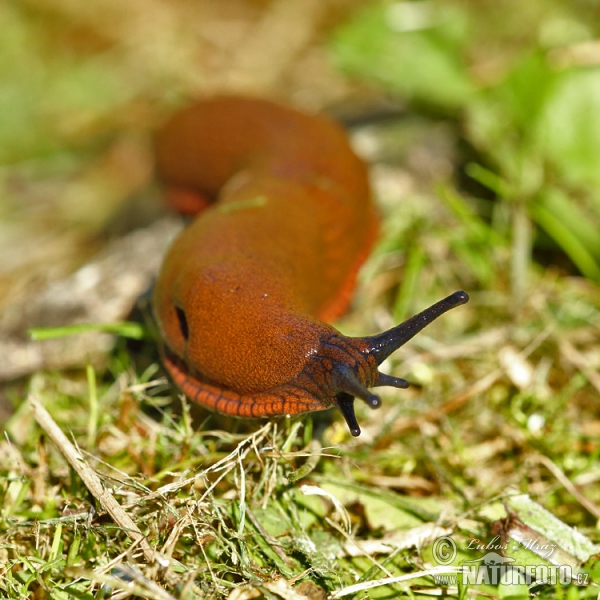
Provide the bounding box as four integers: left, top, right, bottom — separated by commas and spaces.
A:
432, 536, 590, 587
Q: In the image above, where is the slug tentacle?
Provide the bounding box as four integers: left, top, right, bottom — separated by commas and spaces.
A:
335, 393, 362, 437
374, 373, 410, 389
360, 291, 469, 365
334, 366, 381, 409
307, 291, 469, 436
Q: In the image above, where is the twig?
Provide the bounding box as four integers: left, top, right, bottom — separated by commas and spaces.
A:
28, 393, 160, 565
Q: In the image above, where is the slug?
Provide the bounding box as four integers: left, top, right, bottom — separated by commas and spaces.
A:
153, 97, 468, 436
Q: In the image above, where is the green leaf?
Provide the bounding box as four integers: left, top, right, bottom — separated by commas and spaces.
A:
331, 3, 475, 110
314, 477, 441, 529
501, 491, 600, 589
495, 51, 559, 133
535, 67, 600, 189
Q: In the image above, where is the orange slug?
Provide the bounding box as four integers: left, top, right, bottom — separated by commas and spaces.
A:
153, 97, 468, 436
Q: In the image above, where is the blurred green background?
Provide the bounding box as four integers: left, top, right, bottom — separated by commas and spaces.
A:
333, 0, 600, 293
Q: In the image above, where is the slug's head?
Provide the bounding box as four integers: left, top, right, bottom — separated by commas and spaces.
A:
303, 291, 469, 436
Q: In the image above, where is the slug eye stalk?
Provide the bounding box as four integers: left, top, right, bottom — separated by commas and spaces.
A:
362, 291, 469, 365
334, 291, 469, 436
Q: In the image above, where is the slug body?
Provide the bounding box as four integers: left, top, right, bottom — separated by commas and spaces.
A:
154, 97, 468, 436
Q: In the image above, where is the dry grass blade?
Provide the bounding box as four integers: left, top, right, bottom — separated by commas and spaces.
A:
535, 455, 600, 521
329, 566, 464, 598
28, 393, 160, 566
